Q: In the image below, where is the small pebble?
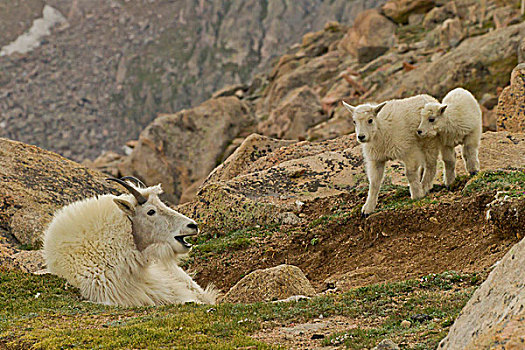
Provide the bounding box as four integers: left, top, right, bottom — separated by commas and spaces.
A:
400, 320, 411, 328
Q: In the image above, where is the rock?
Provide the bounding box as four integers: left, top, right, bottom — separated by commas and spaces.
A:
119, 96, 255, 204
408, 12, 425, 25
221, 264, 316, 303
422, 4, 455, 29
263, 50, 344, 112
481, 105, 497, 132
492, 6, 519, 29
375, 22, 525, 101
400, 320, 412, 328
438, 17, 465, 48
307, 108, 355, 141
181, 131, 525, 237
438, 236, 525, 349
11, 250, 45, 273
211, 84, 248, 99
205, 133, 296, 184
372, 339, 400, 350
82, 151, 123, 177
381, 0, 435, 24
0, 138, 120, 248
518, 38, 525, 63
257, 86, 325, 140
0, 0, 381, 162
357, 46, 391, 64
480, 93, 499, 110
338, 9, 396, 61
496, 63, 525, 132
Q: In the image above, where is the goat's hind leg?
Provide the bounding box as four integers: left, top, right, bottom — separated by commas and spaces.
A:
462, 133, 480, 175
405, 157, 425, 200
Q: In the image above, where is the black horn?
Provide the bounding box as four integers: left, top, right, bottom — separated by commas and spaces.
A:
106, 177, 147, 205
120, 176, 146, 188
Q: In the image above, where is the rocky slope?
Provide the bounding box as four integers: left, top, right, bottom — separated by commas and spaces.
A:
103, 0, 525, 205
0, 0, 384, 160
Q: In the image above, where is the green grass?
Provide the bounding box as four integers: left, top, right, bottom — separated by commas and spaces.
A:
462, 170, 525, 198
0, 270, 480, 349
190, 226, 279, 256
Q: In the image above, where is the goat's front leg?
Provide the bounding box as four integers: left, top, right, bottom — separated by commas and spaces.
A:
441, 145, 457, 187
362, 160, 386, 217
421, 148, 438, 194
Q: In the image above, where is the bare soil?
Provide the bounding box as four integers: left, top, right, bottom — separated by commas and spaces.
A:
191, 187, 519, 294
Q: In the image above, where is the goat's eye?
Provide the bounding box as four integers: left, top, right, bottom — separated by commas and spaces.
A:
352, 120, 356, 125
368, 119, 373, 124
147, 209, 156, 216
429, 118, 435, 123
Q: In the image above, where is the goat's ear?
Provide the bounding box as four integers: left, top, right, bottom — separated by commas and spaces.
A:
438, 104, 447, 115
113, 198, 135, 216
373, 101, 387, 115
342, 101, 356, 115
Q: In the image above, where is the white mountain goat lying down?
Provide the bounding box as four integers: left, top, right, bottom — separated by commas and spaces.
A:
343, 95, 440, 217
43, 177, 217, 306
417, 87, 482, 187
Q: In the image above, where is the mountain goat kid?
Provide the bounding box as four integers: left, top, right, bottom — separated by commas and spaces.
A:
43, 177, 217, 307
417, 88, 482, 187
343, 95, 440, 217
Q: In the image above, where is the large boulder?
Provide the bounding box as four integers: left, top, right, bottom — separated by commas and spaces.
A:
205, 133, 296, 185
221, 264, 316, 303
338, 9, 397, 63
381, 0, 435, 24
496, 63, 525, 132
257, 86, 325, 140
181, 131, 525, 238
262, 50, 345, 112
119, 96, 255, 204
0, 138, 119, 248
438, 236, 525, 349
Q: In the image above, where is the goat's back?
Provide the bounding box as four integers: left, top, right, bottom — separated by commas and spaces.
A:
43, 194, 137, 288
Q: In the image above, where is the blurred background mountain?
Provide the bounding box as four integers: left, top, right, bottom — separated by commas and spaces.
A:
0, 0, 384, 160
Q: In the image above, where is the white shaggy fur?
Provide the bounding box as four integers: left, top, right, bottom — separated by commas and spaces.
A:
417, 88, 482, 186
343, 94, 440, 216
43, 183, 217, 307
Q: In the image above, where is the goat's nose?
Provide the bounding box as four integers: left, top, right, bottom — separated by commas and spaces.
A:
187, 223, 198, 230
358, 135, 365, 141
417, 130, 423, 135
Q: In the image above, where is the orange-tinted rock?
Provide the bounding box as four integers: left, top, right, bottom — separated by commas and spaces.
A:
497, 63, 525, 132
338, 9, 396, 62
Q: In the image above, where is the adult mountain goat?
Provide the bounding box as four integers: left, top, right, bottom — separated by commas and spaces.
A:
343, 95, 440, 216
43, 177, 217, 306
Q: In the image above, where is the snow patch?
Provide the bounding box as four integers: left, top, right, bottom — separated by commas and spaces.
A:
0, 5, 66, 56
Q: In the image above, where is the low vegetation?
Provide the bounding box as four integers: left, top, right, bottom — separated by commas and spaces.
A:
1, 269, 482, 349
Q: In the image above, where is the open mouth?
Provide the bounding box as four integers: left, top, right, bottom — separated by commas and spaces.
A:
174, 234, 197, 249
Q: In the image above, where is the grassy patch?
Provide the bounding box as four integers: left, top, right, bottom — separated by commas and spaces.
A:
462, 170, 525, 198
190, 226, 278, 256
1, 270, 480, 349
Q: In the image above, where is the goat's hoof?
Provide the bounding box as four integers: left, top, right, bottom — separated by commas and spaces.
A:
361, 212, 370, 219
469, 171, 479, 176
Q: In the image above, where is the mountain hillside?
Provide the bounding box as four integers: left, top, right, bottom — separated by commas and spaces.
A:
0, 0, 383, 160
